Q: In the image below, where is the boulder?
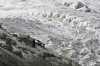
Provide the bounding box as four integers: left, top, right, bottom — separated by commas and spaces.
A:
6, 45, 13, 52
43, 52, 56, 59
64, 2, 70, 7
1, 44, 7, 49
6, 37, 12, 45
22, 47, 28, 54
1, 44, 13, 52
12, 51, 23, 58
75, 2, 84, 9
12, 33, 18, 37
64, 2, 73, 7
84, 6, 91, 12
0, 33, 7, 40
11, 40, 17, 46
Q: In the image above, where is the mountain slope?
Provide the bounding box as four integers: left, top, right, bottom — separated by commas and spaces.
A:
0, 26, 81, 66
0, 0, 100, 66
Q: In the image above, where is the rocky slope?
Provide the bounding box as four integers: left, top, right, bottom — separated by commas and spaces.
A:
0, 25, 81, 66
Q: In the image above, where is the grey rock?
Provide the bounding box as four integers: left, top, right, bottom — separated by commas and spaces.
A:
75, 2, 84, 9
12, 51, 23, 58
0, 33, 7, 40
6, 37, 12, 45
11, 40, 17, 46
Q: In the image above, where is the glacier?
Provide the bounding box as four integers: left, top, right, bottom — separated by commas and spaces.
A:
0, 0, 100, 66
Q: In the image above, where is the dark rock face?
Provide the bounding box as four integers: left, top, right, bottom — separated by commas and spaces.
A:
6, 45, 13, 52
11, 40, 17, 46
64, 2, 73, 7
85, 6, 91, 12
0, 49, 27, 66
6, 37, 12, 45
18, 38, 23, 42
75, 2, 92, 12
43, 52, 56, 59
5, 37, 13, 52
75, 2, 84, 9
22, 47, 28, 54
64, 2, 70, 7
0, 33, 7, 40
1, 44, 7, 49
12, 51, 23, 58
1, 44, 13, 52
12, 33, 18, 37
